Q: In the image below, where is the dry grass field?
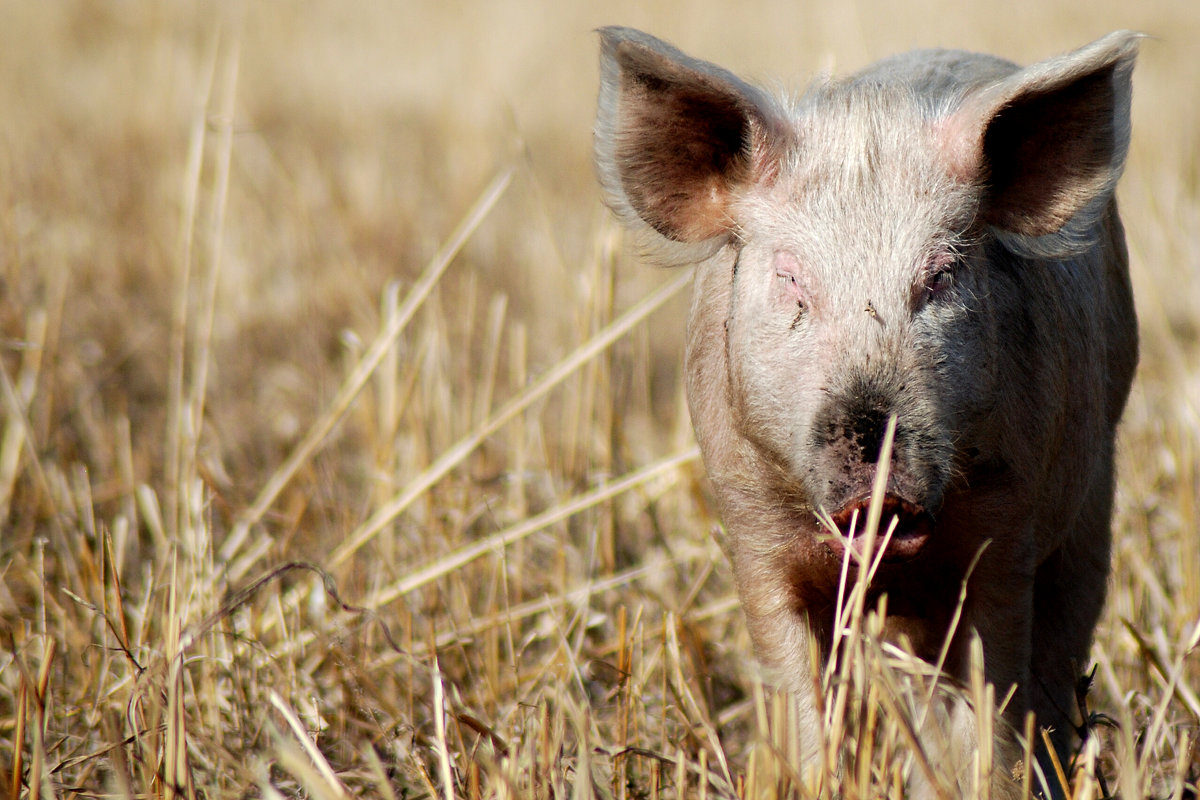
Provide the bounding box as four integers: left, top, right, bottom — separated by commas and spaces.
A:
0, 1, 1197, 798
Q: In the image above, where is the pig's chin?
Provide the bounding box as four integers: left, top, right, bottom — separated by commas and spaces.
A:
822, 493, 933, 563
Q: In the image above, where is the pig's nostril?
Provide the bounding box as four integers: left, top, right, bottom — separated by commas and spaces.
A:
850, 409, 887, 464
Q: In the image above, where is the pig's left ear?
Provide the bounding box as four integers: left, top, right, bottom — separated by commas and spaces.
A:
945, 32, 1139, 257
595, 27, 791, 262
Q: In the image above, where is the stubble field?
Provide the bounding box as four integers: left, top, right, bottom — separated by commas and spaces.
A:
0, 2, 1197, 798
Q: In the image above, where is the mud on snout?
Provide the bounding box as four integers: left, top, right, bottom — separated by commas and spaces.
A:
808, 390, 952, 563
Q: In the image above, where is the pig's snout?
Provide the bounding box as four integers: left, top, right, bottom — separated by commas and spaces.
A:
840, 388, 892, 465
809, 373, 951, 517
827, 493, 933, 562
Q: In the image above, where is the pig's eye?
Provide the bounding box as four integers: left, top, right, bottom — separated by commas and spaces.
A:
922, 252, 959, 303
928, 268, 953, 296
773, 252, 808, 323
777, 271, 803, 300
777, 270, 806, 309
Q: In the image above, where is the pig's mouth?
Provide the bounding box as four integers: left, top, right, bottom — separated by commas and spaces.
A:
824, 493, 933, 563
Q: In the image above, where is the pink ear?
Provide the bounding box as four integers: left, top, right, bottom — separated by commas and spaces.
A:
942, 32, 1138, 245
595, 27, 790, 244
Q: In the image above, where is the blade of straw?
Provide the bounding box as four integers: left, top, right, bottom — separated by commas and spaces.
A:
328, 268, 692, 568
367, 446, 699, 607
222, 167, 514, 562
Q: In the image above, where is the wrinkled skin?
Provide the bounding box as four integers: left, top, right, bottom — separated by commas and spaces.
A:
595, 27, 1139, 796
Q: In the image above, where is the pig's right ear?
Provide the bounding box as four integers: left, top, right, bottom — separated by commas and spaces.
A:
595, 27, 789, 261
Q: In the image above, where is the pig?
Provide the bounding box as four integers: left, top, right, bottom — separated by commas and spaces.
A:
594, 26, 1139, 794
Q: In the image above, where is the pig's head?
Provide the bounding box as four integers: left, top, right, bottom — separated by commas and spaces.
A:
595, 28, 1137, 562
